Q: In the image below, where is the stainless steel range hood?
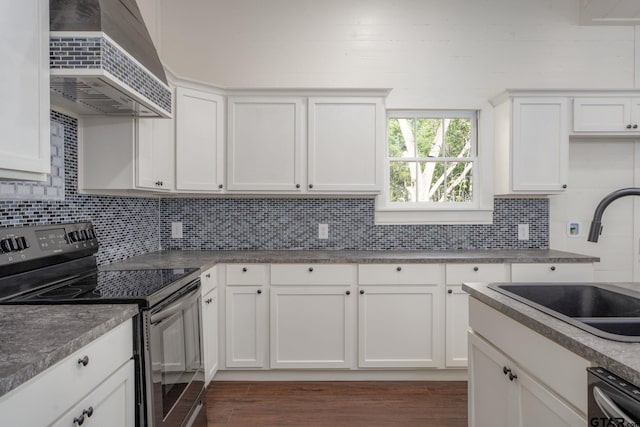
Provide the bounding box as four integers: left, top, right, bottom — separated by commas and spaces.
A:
49, 0, 172, 117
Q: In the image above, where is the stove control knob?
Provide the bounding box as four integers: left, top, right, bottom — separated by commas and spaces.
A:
15, 237, 29, 250
1, 238, 16, 253
68, 231, 79, 243
87, 229, 95, 239
79, 230, 88, 241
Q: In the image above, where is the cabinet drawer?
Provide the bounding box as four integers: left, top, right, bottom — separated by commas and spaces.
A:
511, 263, 593, 283
226, 264, 268, 285
0, 320, 133, 426
358, 264, 443, 285
270, 264, 354, 285
445, 263, 509, 284
201, 266, 218, 295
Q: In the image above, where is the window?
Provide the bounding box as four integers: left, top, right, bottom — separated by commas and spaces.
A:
376, 109, 493, 224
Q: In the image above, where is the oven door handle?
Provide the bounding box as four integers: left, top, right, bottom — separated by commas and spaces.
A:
150, 288, 200, 325
593, 385, 637, 423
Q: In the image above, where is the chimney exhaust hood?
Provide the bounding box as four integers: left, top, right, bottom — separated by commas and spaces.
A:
49, 0, 172, 118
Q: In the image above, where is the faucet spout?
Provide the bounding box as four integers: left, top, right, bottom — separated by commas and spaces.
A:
588, 188, 640, 243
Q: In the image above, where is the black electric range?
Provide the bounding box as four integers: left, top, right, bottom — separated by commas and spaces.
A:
0, 222, 207, 427
0, 222, 199, 307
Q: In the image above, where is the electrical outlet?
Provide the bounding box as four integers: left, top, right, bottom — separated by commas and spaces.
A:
518, 223, 529, 241
318, 223, 329, 239
171, 222, 183, 239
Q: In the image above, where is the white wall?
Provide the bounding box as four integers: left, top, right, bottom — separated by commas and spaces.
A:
550, 141, 639, 282
154, 0, 634, 108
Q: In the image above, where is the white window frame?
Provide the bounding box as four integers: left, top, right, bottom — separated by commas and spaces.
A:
375, 108, 494, 225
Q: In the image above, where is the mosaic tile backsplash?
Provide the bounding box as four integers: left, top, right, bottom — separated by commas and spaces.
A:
0, 111, 160, 265
0, 111, 548, 266
160, 197, 548, 251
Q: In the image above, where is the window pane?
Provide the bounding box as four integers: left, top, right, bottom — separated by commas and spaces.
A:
389, 161, 416, 202
416, 161, 444, 202
416, 119, 444, 158
444, 161, 473, 202
388, 118, 416, 157
444, 118, 472, 157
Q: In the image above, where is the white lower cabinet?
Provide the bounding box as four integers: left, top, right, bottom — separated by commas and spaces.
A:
358, 285, 443, 368
0, 320, 134, 426
201, 266, 219, 385
445, 263, 509, 368
225, 285, 268, 368
469, 333, 584, 427
511, 263, 594, 282
51, 360, 135, 427
270, 286, 355, 368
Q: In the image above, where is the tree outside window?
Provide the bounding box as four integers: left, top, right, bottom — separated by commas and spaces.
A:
387, 111, 476, 205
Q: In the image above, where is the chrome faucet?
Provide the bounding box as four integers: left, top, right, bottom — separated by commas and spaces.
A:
587, 187, 640, 242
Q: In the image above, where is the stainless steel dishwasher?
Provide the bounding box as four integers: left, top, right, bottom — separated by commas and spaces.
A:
588, 367, 640, 426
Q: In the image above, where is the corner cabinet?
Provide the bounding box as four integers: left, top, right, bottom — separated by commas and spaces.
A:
201, 266, 219, 385
492, 94, 569, 195
0, 0, 50, 181
81, 116, 174, 192
175, 87, 225, 192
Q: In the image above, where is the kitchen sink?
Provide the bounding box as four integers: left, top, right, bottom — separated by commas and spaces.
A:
488, 283, 640, 342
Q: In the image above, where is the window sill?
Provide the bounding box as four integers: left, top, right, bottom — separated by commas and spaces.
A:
374, 207, 494, 225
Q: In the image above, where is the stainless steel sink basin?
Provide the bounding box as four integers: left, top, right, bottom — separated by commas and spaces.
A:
488, 283, 640, 342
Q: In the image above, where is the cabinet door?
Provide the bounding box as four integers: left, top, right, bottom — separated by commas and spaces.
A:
573, 97, 633, 132
270, 286, 355, 368
0, 1, 50, 180
445, 285, 469, 368
51, 360, 135, 427
444, 263, 508, 368
512, 97, 568, 192
227, 97, 304, 191
517, 368, 585, 427
135, 118, 174, 191
202, 287, 218, 385
307, 97, 384, 192
225, 286, 267, 368
358, 285, 443, 368
468, 333, 515, 427
176, 87, 224, 191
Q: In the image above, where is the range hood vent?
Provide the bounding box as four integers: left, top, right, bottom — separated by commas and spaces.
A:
49, 0, 172, 118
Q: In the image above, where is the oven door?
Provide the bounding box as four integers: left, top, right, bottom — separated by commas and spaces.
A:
146, 280, 205, 427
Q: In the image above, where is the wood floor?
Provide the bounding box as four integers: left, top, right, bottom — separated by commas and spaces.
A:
206, 381, 468, 427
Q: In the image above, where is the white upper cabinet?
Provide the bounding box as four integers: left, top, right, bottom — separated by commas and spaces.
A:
136, 116, 175, 191
81, 116, 174, 192
227, 91, 387, 194
307, 97, 384, 193
227, 96, 304, 192
176, 87, 225, 192
573, 97, 640, 134
0, 1, 50, 181
493, 94, 569, 195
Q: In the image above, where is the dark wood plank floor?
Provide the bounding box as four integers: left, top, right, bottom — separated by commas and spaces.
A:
206, 381, 467, 427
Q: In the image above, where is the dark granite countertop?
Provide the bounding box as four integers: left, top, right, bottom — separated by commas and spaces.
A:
0, 304, 138, 398
101, 249, 598, 271
463, 282, 640, 386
